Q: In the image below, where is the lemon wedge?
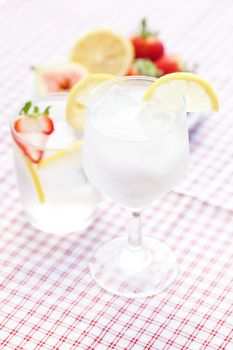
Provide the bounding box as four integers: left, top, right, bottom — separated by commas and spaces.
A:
70, 30, 134, 76
144, 73, 219, 112
66, 73, 115, 132
24, 157, 46, 203
37, 140, 83, 169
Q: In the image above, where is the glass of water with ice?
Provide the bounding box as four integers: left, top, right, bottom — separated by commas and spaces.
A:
11, 94, 100, 234
83, 76, 189, 297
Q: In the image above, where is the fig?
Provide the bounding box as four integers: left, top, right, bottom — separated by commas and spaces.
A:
33, 63, 88, 95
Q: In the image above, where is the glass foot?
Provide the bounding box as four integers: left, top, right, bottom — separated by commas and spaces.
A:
89, 237, 178, 298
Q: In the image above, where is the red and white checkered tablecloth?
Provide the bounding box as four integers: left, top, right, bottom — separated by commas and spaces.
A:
0, 0, 233, 349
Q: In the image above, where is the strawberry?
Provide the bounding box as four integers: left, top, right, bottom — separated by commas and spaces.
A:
131, 19, 164, 61
13, 101, 54, 163
126, 59, 159, 77
155, 55, 182, 75
14, 102, 54, 135
14, 114, 54, 135
13, 134, 44, 163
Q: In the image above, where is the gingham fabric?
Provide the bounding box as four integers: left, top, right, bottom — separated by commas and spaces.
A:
0, 0, 233, 349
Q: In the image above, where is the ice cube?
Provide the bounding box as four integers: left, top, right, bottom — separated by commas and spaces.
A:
91, 83, 138, 121
137, 103, 176, 137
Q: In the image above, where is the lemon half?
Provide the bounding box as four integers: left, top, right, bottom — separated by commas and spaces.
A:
70, 30, 134, 76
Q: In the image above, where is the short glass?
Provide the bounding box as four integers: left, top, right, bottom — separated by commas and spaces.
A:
83, 76, 190, 298
11, 94, 100, 234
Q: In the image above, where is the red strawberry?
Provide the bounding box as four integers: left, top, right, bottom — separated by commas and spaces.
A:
13, 101, 54, 163
14, 114, 54, 135
155, 55, 182, 75
14, 103, 54, 135
131, 19, 164, 61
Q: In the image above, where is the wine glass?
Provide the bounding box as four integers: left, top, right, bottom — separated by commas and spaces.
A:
83, 76, 189, 297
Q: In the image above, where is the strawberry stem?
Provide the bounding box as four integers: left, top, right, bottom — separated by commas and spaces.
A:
140, 18, 146, 37
140, 18, 150, 38
139, 18, 158, 38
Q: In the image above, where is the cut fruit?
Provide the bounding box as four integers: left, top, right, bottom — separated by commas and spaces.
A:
24, 156, 46, 203
12, 101, 54, 163
70, 30, 134, 76
144, 72, 219, 112
33, 63, 88, 94
37, 140, 83, 168
12, 132, 47, 164
66, 74, 115, 132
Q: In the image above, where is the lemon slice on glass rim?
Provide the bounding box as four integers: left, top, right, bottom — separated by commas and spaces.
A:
66, 73, 115, 132
143, 72, 219, 113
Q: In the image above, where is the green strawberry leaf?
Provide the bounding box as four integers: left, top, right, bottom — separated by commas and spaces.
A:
20, 101, 32, 115
44, 106, 51, 115
33, 106, 39, 114
19, 101, 52, 117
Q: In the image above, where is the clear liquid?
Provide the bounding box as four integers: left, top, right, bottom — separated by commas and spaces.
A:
13, 97, 100, 234
83, 79, 189, 209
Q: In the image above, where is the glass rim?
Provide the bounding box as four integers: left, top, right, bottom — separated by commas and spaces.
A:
86, 75, 186, 143
10, 93, 83, 152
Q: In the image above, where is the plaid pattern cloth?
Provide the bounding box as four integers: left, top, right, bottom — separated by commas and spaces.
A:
0, 0, 233, 349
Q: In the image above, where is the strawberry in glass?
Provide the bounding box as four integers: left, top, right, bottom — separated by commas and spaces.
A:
13, 101, 54, 163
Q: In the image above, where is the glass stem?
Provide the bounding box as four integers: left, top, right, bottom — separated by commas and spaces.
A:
127, 211, 143, 250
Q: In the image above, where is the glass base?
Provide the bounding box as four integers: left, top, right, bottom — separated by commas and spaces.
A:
27, 212, 95, 235
89, 237, 178, 298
